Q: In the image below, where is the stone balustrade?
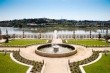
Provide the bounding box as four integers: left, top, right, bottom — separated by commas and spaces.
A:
8, 34, 105, 39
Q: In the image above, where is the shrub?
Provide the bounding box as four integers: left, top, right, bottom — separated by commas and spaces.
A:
13, 51, 43, 73
69, 51, 110, 73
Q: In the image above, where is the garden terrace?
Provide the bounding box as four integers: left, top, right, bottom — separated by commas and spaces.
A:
84, 53, 110, 73
0, 39, 47, 47
0, 53, 28, 73
66, 39, 110, 47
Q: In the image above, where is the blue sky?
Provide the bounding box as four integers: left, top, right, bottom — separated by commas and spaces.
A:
0, 0, 110, 21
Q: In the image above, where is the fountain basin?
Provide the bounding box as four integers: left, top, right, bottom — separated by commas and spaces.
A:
35, 44, 77, 58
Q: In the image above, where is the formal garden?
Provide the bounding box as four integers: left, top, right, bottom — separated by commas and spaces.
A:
0, 29, 110, 73
0, 0, 110, 72
0, 38, 110, 73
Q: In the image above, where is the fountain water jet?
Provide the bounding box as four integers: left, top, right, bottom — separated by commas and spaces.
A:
35, 30, 77, 58
52, 30, 59, 53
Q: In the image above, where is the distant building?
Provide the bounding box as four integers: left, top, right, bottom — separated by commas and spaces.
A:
27, 23, 37, 26
27, 23, 46, 27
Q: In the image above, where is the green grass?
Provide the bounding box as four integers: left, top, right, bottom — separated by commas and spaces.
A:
84, 54, 110, 73
0, 53, 28, 73
1, 39, 47, 46
66, 39, 110, 47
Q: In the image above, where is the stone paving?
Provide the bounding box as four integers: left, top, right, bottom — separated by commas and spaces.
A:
0, 39, 110, 73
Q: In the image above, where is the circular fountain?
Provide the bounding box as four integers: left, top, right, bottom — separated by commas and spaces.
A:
35, 30, 77, 58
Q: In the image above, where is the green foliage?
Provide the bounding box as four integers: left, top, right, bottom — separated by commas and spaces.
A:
84, 54, 110, 73
66, 39, 110, 47
0, 53, 28, 73
69, 51, 110, 73
13, 51, 43, 73
0, 18, 110, 27
0, 39, 47, 47
69, 51, 100, 73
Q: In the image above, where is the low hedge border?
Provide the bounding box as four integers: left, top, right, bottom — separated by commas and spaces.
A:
0, 39, 50, 48
0, 42, 47, 48
13, 51, 43, 73
0, 50, 43, 73
69, 50, 110, 73
63, 40, 110, 47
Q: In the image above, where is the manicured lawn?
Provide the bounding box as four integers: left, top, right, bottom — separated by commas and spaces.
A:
0, 53, 28, 73
84, 54, 110, 73
66, 39, 110, 47
1, 39, 47, 46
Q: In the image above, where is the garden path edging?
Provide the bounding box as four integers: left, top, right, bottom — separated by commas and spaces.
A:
10, 53, 33, 73
79, 53, 102, 73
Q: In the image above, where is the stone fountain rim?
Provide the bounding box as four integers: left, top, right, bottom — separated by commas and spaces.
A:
35, 43, 77, 58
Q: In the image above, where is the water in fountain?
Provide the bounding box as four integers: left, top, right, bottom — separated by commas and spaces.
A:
39, 45, 73, 54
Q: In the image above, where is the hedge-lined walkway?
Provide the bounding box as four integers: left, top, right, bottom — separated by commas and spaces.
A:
15, 45, 93, 73
0, 39, 110, 73
19, 44, 110, 73
0, 43, 93, 73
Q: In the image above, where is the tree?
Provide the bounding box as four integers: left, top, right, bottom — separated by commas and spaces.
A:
104, 35, 110, 43
89, 25, 92, 38
0, 29, 2, 40
5, 29, 9, 43
23, 29, 25, 38
98, 33, 101, 40
5, 36, 9, 43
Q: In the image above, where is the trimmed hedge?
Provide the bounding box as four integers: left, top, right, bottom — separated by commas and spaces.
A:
69, 50, 110, 73
65, 39, 110, 47
0, 39, 47, 48
47, 40, 52, 43
0, 50, 43, 73
13, 51, 43, 73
